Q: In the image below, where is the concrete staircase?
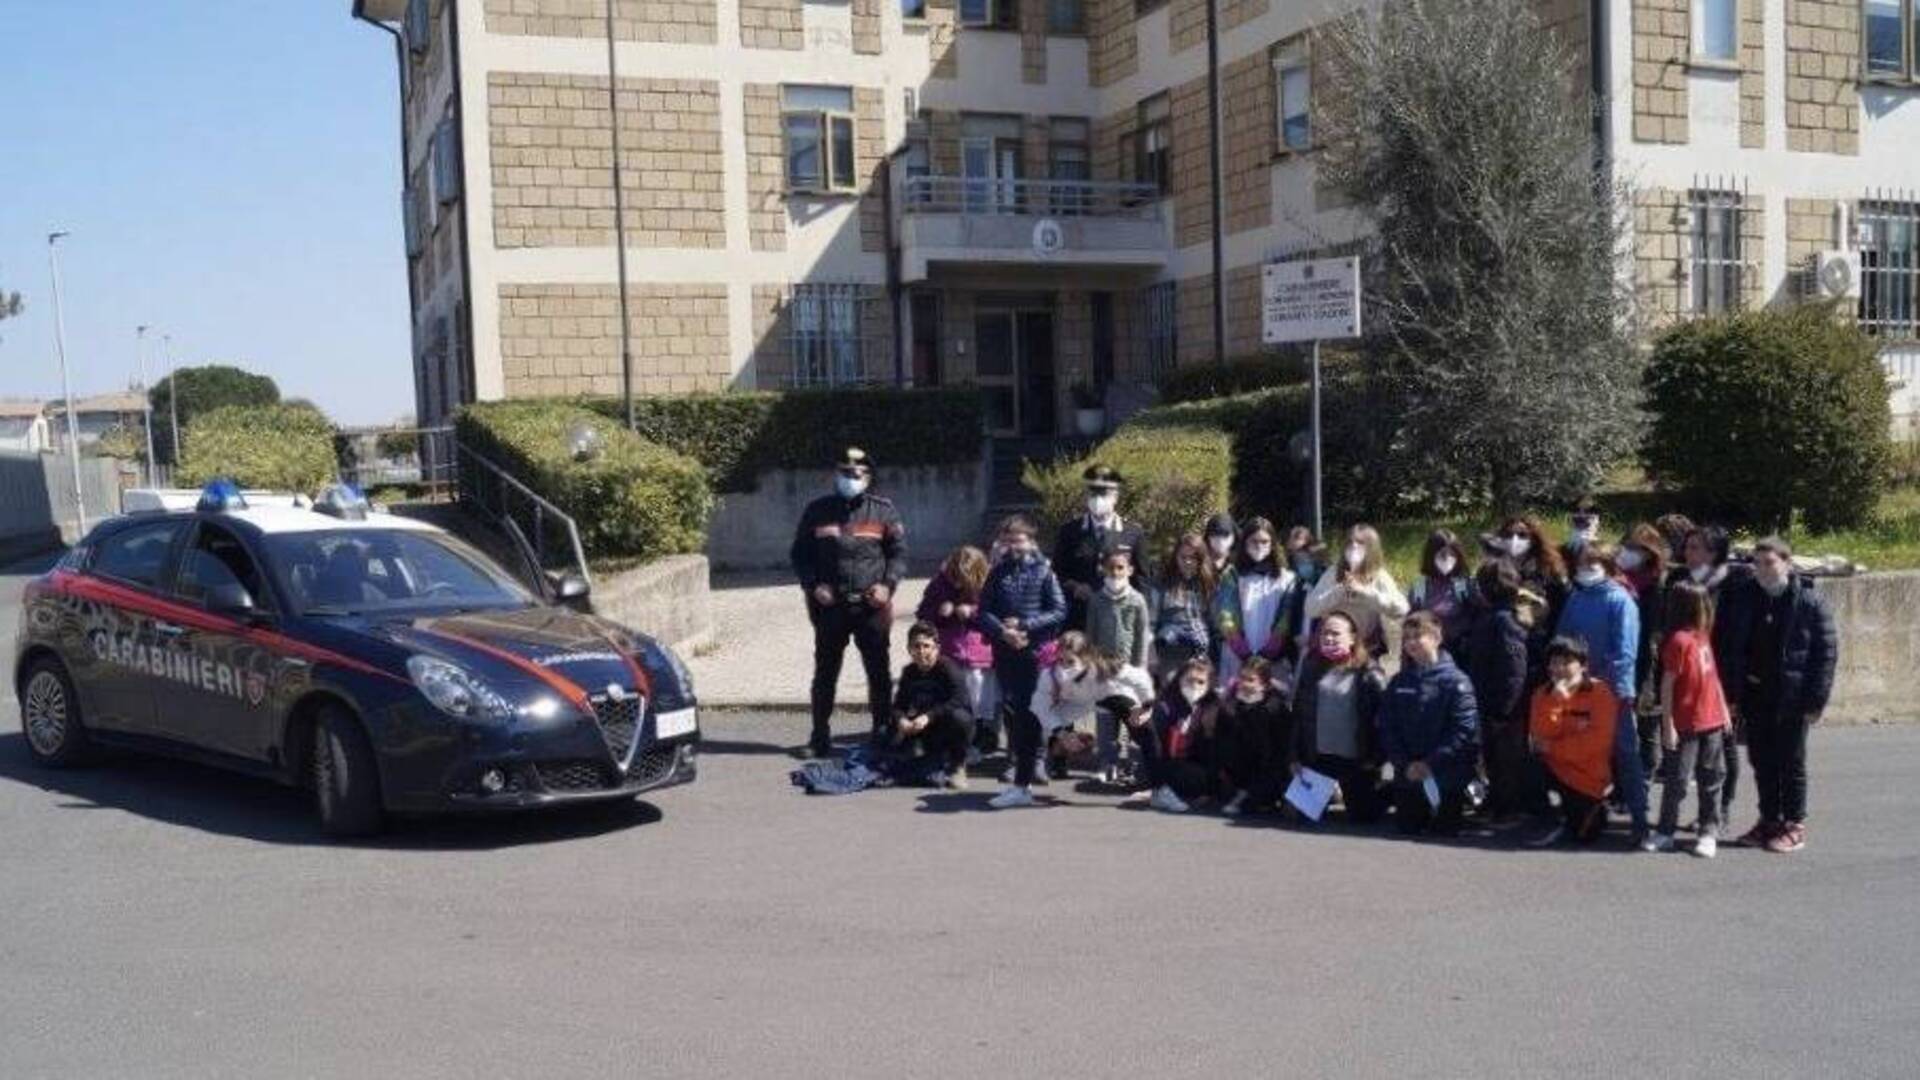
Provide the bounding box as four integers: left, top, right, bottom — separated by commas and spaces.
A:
982, 436, 1095, 533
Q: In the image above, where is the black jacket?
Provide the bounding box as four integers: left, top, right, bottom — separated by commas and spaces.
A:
1466, 606, 1530, 730
893, 657, 973, 724
790, 492, 908, 600
1716, 573, 1838, 722
1052, 515, 1148, 628
1218, 692, 1292, 778
1290, 651, 1386, 768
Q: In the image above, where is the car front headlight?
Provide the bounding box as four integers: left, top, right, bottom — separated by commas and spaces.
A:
407, 655, 515, 720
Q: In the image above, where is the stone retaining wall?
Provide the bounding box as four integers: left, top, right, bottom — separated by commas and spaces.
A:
704, 459, 991, 571
1819, 571, 1920, 726
591, 553, 714, 655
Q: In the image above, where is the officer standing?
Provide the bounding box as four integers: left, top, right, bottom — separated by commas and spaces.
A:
1052, 464, 1147, 631
790, 447, 908, 758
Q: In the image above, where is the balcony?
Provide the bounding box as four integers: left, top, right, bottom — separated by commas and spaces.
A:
895, 176, 1171, 283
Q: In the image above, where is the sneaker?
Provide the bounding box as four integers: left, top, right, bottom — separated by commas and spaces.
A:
988, 786, 1034, 809
943, 770, 969, 792
1735, 821, 1775, 847
1765, 823, 1807, 853
1030, 760, 1051, 787
1149, 786, 1190, 813
1647, 832, 1677, 853
1692, 834, 1718, 859
1222, 791, 1248, 817
1098, 764, 1120, 786
1526, 825, 1568, 848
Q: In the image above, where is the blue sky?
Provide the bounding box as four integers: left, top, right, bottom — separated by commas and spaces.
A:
0, 1, 410, 425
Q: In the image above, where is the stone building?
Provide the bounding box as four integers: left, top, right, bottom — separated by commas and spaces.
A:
353, 0, 1920, 436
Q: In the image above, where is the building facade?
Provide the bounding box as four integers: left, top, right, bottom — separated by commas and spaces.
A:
355, 0, 1920, 436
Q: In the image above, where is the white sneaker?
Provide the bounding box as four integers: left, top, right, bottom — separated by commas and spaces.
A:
1000, 763, 1016, 783
943, 770, 969, 792
988, 785, 1034, 809
1030, 759, 1051, 787
1648, 832, 1677, 853
1099, 764, 1120, 786
1222, 791, 1247, 817
1692, 834, 1718, 859
1150, 786, 1190, 813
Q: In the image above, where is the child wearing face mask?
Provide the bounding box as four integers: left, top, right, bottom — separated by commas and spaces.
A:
1670, 525, 1749, 822
1288, 611, 1389, 824
1138, 657, 1224, 813
917, 545, 999, 757
1215, 657, 1292, 815
1304, 524, 1408, 656
1053, 465, 1148, 633
1409, 529, 1474, 659
990, 631, 1153, 809
981, 516, 1069, 809
1087, 549, 1152, 784
1203, 513, 1238, 581
1527, 636, 1618, 846
1555, 543, 1649, 848
1150, 532, 1216, 686
1214, 517, 1298, 692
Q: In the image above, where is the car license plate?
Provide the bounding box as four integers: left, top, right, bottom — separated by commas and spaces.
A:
654, 707, 697, 740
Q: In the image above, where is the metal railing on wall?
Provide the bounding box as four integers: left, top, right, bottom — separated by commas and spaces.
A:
898, 176, 1163, 219
451, 438, 592, 587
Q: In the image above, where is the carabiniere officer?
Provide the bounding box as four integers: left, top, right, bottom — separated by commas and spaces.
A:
789, 447, 908, 758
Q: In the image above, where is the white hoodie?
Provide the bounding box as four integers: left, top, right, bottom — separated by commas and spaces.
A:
1027, 663, 1155, 734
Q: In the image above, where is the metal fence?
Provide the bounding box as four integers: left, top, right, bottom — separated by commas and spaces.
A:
452, 438, 592, 587
1860, 193, 1919, 341
898, 176, 1162, 218
338, 426, 458, 500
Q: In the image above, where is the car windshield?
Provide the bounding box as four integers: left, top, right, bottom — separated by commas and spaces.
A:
263, 528, 535, 616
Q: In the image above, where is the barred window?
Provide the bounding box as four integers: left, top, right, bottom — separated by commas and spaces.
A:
789, 284, 867, 387
1861, 199, 1920, 339
1689, 190, 1746, 315
1143, 281, 1177, 380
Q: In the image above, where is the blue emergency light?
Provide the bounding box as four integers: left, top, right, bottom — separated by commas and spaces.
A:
196, 478, 249, 513
314, 482, 371, 521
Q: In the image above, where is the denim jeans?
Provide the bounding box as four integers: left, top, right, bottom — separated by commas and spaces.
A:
1610, 697, 1649, 831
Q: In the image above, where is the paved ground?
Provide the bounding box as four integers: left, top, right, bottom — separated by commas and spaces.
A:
690, 571, 931, 708
7, 558, 1920, 1078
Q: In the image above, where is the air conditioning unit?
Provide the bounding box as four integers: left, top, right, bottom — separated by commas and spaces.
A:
1811, 250, 1860, 300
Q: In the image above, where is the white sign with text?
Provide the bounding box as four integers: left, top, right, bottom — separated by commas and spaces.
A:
1261, 256, 1362, 344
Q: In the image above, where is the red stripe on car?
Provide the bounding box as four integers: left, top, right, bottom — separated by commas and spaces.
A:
417, 626, 593, 712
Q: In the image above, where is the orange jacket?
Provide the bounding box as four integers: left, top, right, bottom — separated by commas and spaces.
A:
1528, 680, 1618, 800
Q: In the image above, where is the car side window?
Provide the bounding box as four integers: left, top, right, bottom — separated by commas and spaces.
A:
90, 520, 187, 591
177, 524, 271, 609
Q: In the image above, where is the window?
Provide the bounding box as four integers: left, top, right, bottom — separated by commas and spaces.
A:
431, 117, 461, 205
960, 0, 1016, 28
1143, 281, 1177, 380
1861, 199, 1920, 339
1864, 0, 1919, 79
1049, 117, 1091, 214
790, 284, 866, 387
1136, 94, 1172, 195
405, 0, 430, 56
177, 524, 270, 609
92, 520, 186, 591
1272, 40, 1312, 153
1049, 0, 1084, 33
266, 530, 532, 616
782, 86, 857, 194
1688, 190, 1747, 315
1693, 0, 1737, 61
902, 0, 926, 17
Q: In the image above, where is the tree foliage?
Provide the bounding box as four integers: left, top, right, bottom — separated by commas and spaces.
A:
1317, 0, 1643, 512
1643, 304, 1892, 532
150, 364, 280, 466
175, 403, 339, 493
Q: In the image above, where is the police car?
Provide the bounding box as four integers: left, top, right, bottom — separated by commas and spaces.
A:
13, 481, 698, 836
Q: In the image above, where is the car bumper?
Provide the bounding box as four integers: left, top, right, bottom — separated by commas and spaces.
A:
435, 738, 699, 812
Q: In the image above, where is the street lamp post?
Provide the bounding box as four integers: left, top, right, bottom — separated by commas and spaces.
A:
163, 332, 181, 467
1205, 0, 1226, 368
136, 324, 158, 485
46, 232, 87, 535
604, 0, 636, 431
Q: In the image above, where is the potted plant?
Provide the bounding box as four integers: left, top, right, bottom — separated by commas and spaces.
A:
1069, 381, 1106, 437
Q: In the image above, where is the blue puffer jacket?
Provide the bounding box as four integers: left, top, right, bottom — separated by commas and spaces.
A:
1379, 652, 1480, 791
1556, 578, 1640, 702
980, 553, 1067, 647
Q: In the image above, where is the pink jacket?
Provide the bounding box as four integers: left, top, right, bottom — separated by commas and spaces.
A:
917, 574, 994, 669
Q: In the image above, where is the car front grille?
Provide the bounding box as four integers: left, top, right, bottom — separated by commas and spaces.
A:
535, 760, 612, 792
589, 692, 643, 768
627, 746, 679, 787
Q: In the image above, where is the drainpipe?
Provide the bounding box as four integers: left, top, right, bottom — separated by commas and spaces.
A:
448, 0, 480, 414
352, 3, 414, 316
883, 152, 905, 386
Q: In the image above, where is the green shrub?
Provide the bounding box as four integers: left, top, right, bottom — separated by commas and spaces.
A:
580, 387, 985, 493
1153, 350, 1358, 404
456, 401, 711, 564
1644, 304, 1893, 531
176, 404, 339, 493
1024, 422, 1233, 563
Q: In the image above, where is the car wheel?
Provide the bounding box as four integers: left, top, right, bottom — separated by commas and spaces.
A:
311, 705, 384, 837
19, 657, 95, 767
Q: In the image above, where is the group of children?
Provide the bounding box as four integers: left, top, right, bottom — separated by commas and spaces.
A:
872, 470, 1824, 856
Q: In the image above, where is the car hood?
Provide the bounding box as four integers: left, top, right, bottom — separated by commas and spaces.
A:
370, 605, 665, 705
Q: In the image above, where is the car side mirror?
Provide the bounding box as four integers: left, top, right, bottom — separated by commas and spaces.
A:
554, 573, 591, 610
207, 582, 257, 618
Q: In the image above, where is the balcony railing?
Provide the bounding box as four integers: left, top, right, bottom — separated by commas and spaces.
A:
899, 176, 1163, 220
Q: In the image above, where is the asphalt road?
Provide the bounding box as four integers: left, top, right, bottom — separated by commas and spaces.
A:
3, 559, 1918, 1078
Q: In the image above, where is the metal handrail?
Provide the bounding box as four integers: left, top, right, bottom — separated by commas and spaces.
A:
898, 175, 1163, 219
454, 440, 593, 587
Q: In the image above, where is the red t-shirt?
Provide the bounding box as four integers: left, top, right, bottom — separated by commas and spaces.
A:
1661, 629, 1731, 735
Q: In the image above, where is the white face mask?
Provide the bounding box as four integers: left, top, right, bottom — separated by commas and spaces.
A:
1104, 573, 1130, 594
1617, 548, 1644, 572
1506, 535, 1531, 559
1208, 536, 1233, 559
1086, 492, 1118, 519
1345, 543, 1367, 571
1574, 566, 1606, 587
1058, 662, 1085, 681
1433, 553, 1457, 576
1689, 564, 1713, 584
1247, 542, 1273, 563
834, 474, 869, 499
1180, 682, 1207, 704
1755, 562, 1789, 595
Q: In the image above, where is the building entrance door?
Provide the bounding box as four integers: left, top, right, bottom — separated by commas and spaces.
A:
974, 302, 1056, 437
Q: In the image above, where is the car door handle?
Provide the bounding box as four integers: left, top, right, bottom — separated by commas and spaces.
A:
154, 622, 186, 638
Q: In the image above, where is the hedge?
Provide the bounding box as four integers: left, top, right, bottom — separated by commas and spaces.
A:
176, 404, 339, 493
456, 400, 712, 564
579, 387, 985, 492
1024, 422, 1234, 563
1643, 304, 1893, 531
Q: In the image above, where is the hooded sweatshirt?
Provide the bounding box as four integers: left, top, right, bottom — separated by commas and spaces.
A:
1555, 577, 1640, 703
1379, 651, 1481, 791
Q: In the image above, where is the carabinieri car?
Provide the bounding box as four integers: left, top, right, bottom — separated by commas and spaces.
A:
13, 482, 698, 835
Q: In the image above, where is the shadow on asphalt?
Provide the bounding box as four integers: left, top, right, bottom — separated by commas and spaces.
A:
0, 733, 663, 850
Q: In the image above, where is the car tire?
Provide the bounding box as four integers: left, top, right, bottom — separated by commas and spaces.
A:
312, 705, 384, 837
18, 657, 95, 767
